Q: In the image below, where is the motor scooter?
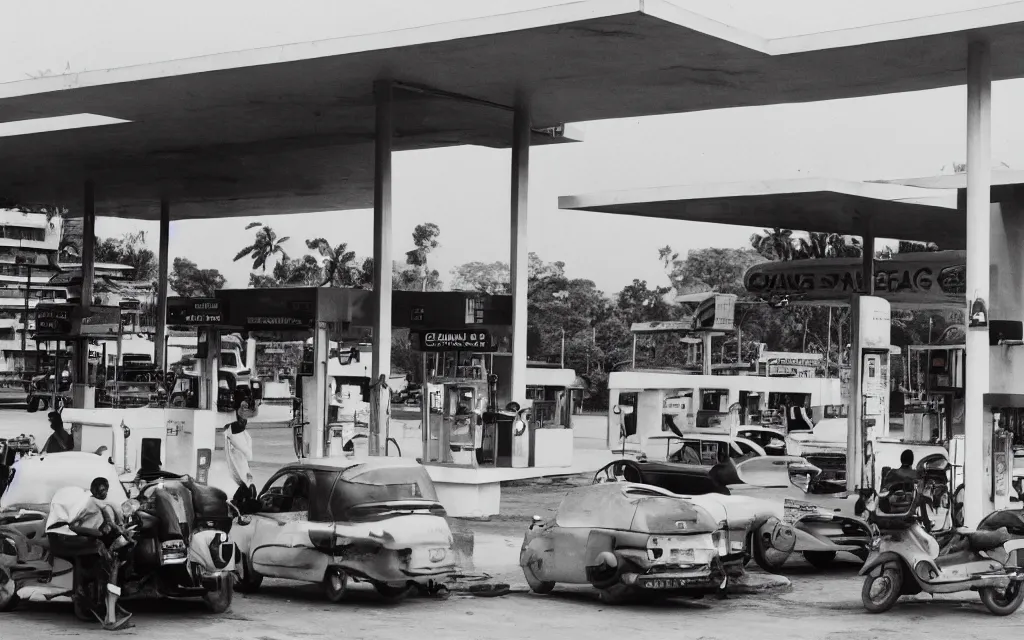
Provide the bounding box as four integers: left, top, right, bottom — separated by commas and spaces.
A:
859, 482, 1024, 615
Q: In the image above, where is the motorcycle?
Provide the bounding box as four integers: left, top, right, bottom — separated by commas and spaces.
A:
48, 470, 238, 626
859, 480, 1024, 615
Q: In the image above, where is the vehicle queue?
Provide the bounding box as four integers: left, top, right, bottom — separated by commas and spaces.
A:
1, 404, 1023, 633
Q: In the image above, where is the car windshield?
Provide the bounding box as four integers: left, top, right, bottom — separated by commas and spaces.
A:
323, 464, 440, 522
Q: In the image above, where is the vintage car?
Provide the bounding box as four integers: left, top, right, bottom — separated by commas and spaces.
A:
0, 452, 236, 619
232, 457, 456, 602
592, 455, 873, 572
519, 482, 730, 604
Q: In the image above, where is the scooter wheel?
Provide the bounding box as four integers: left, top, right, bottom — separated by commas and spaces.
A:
980, 582, 1024, 616
861, 566, 902, 613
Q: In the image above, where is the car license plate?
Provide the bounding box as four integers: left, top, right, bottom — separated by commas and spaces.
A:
669, 548, 695, 562
638, 577, 699, 589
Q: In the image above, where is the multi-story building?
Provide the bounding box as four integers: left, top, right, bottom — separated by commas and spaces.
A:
0, 210, 65, 380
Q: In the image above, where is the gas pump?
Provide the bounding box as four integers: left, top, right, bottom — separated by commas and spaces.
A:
982, 394, 1023, 512
846, 296, 892, 494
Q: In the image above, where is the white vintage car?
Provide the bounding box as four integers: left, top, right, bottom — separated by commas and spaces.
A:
232, 457, 457, 602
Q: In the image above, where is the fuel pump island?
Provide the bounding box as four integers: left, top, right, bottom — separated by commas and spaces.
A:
50, 287, 593, 517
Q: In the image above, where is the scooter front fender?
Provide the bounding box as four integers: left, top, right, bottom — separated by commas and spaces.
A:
859, 551, 906, 577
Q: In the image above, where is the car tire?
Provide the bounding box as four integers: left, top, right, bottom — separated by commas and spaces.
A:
202, 576, 233, 613
324, 568, 348, 603
235, 555, 263, 594
803, 551, 837, 570
523, 563, 555, 594
752, 531, 789, 573
0, 567, 18, 612
375, 583, 411, 603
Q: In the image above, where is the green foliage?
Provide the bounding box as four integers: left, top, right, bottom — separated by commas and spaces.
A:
233, 222, 290, 272
168, 257, 225, 297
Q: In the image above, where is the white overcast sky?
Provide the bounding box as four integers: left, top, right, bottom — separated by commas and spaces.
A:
3, 0, 1022, 293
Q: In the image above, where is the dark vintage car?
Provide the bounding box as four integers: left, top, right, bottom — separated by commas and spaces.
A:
593, 455, 873, 572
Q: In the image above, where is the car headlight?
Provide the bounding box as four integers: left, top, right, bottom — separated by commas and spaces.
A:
121, 498, 141, 517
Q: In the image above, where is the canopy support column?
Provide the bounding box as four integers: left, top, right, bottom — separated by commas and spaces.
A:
370, 79, 394, 457
155, 197, 170, 372
964, 40, 992, 528
510, 105, 531, 405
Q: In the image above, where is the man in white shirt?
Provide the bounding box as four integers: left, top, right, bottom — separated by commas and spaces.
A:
224, 408, 255, 508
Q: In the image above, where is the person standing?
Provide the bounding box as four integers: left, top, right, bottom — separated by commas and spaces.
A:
42, 411, 73, 453
225, 408, 256, 507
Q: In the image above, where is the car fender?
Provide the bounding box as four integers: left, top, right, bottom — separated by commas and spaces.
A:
519, 521, 556, 581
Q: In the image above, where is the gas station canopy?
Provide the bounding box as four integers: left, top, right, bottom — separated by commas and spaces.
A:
5, 2, 1024, 219
559, 178, 967, 248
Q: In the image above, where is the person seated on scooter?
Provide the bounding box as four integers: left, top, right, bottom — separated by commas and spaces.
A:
882, 450, 919, 490
87, 478, 132, 557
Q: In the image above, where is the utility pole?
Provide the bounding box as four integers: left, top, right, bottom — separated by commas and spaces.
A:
560, 328, 565, 368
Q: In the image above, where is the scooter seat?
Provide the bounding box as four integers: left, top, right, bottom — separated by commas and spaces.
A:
967, 527, 1012, 552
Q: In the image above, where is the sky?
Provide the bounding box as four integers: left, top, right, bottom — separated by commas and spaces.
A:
4, 0, 1024, 295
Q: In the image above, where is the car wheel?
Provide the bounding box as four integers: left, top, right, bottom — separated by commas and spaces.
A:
753, 531, 790, 573
234, 555, 263, 593
803, 551, 837, 570
0, 567, 19, 612
202, 576, 233, 613
375, 583, 412, 603
323, 568, 348, 603
523, 563, 555, 594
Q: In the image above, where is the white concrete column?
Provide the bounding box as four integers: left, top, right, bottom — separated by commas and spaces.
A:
964, 40, 992, 528
312, 322, 329, 458
510, 106, 531, 404
369, 79, 394, 457
155, 197, 170, 372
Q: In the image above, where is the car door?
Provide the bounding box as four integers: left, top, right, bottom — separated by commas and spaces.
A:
249, 470, 322, 582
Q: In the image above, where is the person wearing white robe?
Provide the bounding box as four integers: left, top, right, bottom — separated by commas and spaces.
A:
225, 412, 255, 504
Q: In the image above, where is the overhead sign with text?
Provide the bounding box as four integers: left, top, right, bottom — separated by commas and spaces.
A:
167, 298, 224, 325
417, 329, 495, 352
743, 250, 965, 307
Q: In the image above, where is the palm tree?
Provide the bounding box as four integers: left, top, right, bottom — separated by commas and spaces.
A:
234, 222, 289, 271
306, 238, 358, 287
750, 228, 795, 261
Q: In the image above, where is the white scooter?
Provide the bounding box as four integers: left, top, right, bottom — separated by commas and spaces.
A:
860, 481, 1024, 616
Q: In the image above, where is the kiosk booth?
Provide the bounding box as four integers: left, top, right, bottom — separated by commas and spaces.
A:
525, 366, 581, 467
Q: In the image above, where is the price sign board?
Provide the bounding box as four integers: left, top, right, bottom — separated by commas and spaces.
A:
417, 329, 494, 352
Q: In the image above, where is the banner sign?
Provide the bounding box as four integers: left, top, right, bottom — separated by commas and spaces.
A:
35, 305, 74, 335
744, 251, 965, 306
168, 298, 224, 325
692, 294, 737, 332
417, 329, 494, 352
